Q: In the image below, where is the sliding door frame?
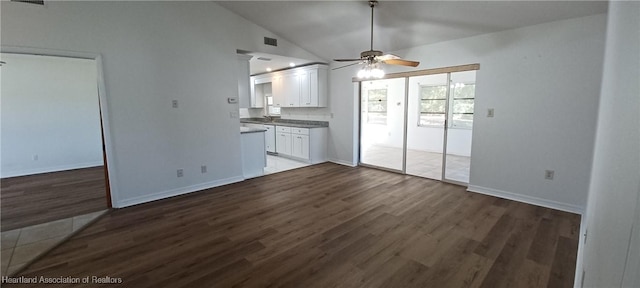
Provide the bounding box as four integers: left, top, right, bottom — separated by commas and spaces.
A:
357, 79, 407, 174
356, 63, 480, 186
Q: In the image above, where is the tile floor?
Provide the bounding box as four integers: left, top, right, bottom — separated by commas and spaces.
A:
264, 154, 310, 175
361, 145, 471, 183
1, 210, 107, 277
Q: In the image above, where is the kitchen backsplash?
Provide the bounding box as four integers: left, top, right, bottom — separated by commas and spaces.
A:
280, 107, 332, 121
239, 107, 332, 122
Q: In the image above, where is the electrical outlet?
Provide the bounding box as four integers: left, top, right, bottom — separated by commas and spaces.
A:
32, 154, 38, 161
487, 108, 495, 118
177, 169, 184, 178
201, 165, 207, 173
544, 170, 554, 180
172, 100, 178, 108
230, 111, 239, 118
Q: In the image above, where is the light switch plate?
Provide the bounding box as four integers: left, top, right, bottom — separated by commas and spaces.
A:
487, 108, 494, 117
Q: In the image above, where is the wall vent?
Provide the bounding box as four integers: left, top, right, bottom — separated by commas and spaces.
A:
256, 57, 272, 61
264, 37, 278, 47
11, 0, 45, 5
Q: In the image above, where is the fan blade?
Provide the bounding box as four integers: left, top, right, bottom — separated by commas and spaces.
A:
334, 58, 363, 62
376, 54, 401, 61
383, 59, 420, 67
332, 62, 362, 70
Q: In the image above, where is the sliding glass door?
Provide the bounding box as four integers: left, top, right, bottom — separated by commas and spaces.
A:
406, 74, 447, 180
359, 66, 477, 185
359, 78, 406, 172
444, 71, 476, 183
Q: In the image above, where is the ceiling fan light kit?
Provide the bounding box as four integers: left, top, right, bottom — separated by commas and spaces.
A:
357, 62, 385, 79
334, 0, 420, 79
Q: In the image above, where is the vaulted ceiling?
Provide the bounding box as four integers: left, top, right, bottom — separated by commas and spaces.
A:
217, 1, 607, 63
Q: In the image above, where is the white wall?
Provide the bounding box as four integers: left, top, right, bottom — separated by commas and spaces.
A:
1, 1, 321, 207
327, 67, 359, 165
329, 14, 607, 212
582, 1, 640, 286
1, 53, 103, 177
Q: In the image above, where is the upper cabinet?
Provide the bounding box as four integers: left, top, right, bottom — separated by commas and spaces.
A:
251, 64, 328, 108
270, 75, 283, 107
281, 72, 301, 107
236, 54, 252, 109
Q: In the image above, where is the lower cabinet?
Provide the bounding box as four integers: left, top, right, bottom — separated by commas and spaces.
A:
264, 125, 276, 153
292, 134, 310, 159
275, 126, 326, 163
276, 128, 292, 155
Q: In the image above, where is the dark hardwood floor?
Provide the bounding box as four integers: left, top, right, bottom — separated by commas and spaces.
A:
1, 166, 108, 231
7, 163, 580, 287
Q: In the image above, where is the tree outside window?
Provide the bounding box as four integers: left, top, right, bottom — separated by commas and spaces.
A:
451, 83, 475, 129
419, 83, 475, 129
419, 85, 447, 126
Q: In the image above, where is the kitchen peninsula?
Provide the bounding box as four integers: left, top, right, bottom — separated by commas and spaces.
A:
241, 118, 328, 164
240, 126, 266, 178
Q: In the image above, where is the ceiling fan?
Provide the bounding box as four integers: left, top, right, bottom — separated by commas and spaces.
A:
333, 0, 419, 78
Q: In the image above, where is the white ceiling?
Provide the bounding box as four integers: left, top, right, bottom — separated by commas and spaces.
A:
218, 1, 607, 63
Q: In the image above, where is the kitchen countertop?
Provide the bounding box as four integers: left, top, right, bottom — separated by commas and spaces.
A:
240, 118, 329, 129
240, 126, 267, 134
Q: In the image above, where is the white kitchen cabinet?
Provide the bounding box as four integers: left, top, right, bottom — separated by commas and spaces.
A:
282, 73, 300, 107
259, 65, 327, 108
264, 125, 276, 153
271, 75, 284, 108
299, 65, 327, 107
300, 70, 315, 107
237, 54, 252, 108
274, 126, 327, 163
276, 126, 292, 155
291, 134, 310, 159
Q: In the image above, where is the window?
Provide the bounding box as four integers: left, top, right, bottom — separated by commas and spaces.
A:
419, 85, 447, 126
451, 83, 475, 129
365, 89, 388, 125
266, 95, 280, 115
419, 83, 475, 129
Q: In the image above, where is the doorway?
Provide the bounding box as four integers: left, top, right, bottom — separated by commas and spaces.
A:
1, 52, 111, 275
359, 64, 478, 185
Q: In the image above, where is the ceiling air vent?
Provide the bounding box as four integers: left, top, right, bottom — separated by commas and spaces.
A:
264, 37, 278, 47
257, 57, 272, 61
11, 0, 45, 5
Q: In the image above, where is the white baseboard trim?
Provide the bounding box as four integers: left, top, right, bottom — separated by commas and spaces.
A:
467, 185, 585, 215
329, 159, 357, 167
1, 161, 104, 178
114, 176, 245, 208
